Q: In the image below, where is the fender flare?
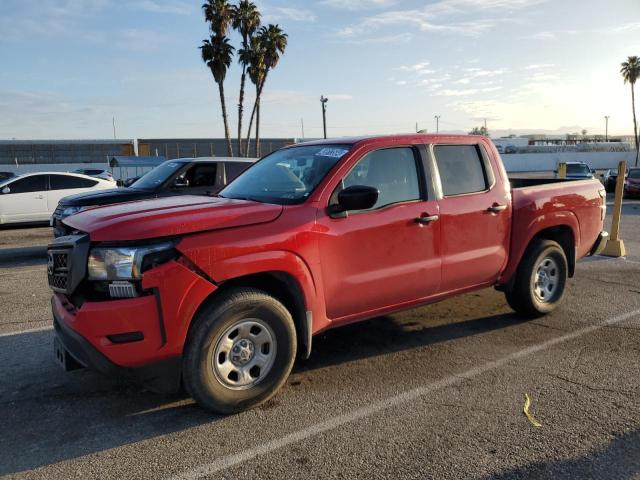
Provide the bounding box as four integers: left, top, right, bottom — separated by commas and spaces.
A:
499, 211, 580, 286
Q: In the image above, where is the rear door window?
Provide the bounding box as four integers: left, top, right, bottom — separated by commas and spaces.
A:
433, 145, 489, 196
50, 175, 97, 190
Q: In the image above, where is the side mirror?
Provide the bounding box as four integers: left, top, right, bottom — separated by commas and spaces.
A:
1, 186, 10, 194
173, 178, 189, 188
329, 185, 378, 217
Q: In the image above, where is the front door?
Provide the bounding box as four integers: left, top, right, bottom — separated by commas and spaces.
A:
317, 146, 441, 321
0, 175, 48, 223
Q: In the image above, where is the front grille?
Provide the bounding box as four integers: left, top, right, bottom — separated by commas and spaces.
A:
53, 205, 63, 219
48, 250, 70, 292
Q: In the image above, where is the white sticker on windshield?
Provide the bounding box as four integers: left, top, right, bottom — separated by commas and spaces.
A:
316, 148, 349, 158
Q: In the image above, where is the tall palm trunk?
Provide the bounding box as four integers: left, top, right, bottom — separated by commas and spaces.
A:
218, 81, 233, 157
237, 66, 247, 157
255, 95, 261, 157
632, 83, 639, 166
244, 69, 269, 157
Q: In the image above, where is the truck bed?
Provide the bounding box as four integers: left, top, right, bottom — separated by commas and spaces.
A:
508, 176, 580, 189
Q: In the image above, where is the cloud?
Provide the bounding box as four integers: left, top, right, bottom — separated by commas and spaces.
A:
320, 0, 398, 10
337, 0, 547, 39
523, 63, 555, 70
344, 32, 414, 44
263, 6, 316, 22
524, 31, 556, 40
128, 0, 193, 15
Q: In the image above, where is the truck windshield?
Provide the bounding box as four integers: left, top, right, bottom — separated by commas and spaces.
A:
130, 161, 185, 189
220, 144, 351, 205
567, 164, 590, 175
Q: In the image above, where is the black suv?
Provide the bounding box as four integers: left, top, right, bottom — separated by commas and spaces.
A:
52, 157, 255, 237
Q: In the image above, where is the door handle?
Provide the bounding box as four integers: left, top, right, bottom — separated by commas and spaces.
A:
414, 215, 439, 225
35, 195, 44, 199
487, 204, 507, 213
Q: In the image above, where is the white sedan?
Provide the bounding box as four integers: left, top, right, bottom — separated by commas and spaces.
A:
0, 172, 114, 225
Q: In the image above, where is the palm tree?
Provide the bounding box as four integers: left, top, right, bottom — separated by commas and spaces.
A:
621, 56, 640, 166
232, 1, 261, 156
244, 24, 288, 157
202, 0, 234, 37
244, 36, 266, 157
201, 0, 235, 156
200, 35, 235, 157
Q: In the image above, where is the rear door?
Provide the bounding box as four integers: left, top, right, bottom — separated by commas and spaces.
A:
0, 175, 48, 222
47, 175, 99, 213
432, 144, 510, 292
317, 146, 441, 321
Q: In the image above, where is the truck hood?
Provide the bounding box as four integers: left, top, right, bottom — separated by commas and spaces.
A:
59, 187, 158, 207
63, 195, 283, 242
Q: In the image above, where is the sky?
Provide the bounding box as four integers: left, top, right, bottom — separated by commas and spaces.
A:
0, 0, 639, 140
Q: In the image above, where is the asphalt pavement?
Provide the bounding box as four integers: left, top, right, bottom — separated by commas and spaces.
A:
0, 198, 639, 479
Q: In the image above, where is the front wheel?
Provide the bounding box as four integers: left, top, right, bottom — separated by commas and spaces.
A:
183, 288, 297, 414
505, 239, 568, 318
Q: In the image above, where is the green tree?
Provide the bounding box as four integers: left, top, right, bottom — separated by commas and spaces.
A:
232, 1, 261, 157
621, 56, 640, 166
469, 126, 489, 137
201, 0, 235, 156
244, 24, 288, 157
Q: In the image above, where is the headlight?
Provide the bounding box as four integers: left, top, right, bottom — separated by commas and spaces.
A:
60, 206, 87, 217
87, 242, 176, 280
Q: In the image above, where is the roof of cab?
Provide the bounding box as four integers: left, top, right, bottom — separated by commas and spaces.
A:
292, 134, 487, 148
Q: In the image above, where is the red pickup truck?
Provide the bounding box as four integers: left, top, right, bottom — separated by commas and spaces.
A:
48, 134, 608, 413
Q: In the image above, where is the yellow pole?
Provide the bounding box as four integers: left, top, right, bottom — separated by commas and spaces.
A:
601, 161, 626, 257
558, 163, 567, 179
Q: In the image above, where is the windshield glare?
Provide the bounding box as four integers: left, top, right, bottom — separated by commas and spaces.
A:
130, 161, 184, 189
220, 144, 351, 204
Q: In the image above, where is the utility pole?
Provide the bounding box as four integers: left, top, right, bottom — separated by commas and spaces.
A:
604, 115, 610, 142
301, 118, 305, 140
484, 118, 487, 132
320, 96, 328, 139
434, 115, 440, 134
112, 117, 116, 140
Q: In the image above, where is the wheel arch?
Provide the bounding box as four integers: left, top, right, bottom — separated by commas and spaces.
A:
187, 270, 312, 360
499, 219, 577, 290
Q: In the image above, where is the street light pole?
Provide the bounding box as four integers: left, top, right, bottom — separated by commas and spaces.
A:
605, 115, 610, 142
320, 96, 328, 139
434, 115, 440, 134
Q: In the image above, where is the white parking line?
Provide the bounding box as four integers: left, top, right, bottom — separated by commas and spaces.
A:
168, 308, 640, 480
0, 326, 53, 337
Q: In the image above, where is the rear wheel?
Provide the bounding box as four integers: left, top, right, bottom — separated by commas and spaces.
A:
183, 288, 296, 414
505, 239, 568, 318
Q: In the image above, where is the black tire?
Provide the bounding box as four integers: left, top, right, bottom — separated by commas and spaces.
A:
183, 287, 297, 414
505, 239, 568, 318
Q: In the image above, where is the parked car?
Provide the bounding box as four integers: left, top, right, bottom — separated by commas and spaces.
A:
0, 172, 114, 225
601, 168, 619, 192
48, 134, 607, 413
52, 157, 255, 237
557, 161, 594, 179
71, 168, 115, 183
0, 171, 16, 182
624, 168, 640, 197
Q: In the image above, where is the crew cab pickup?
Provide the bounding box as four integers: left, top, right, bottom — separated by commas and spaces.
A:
47, 134, 608, 413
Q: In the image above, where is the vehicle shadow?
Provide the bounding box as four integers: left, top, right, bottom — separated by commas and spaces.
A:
0, 309, 529, 475
483, 429, 640, 479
